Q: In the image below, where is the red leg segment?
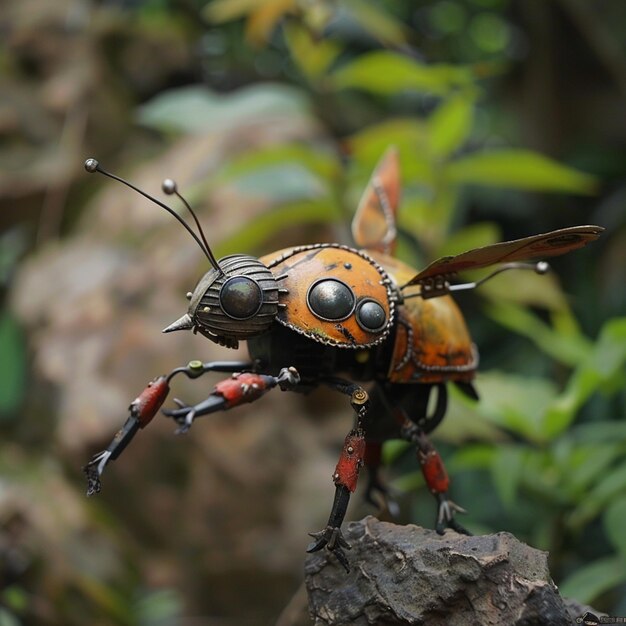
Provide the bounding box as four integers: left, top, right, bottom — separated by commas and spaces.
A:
410, 428, 468, 534
163, 367, 300, 432
388, 386, 469, 535
83, 362, 299, 496
83, 375, 172, 496
417, 433, 450, 495
333, 429, 366, 493
308, 382, 371, 572
131, 376, 170, 427
214, 372, 277, 408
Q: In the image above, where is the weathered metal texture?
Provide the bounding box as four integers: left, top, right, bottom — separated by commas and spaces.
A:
260, 244, 395, 349
370, 252, 478, 384
188, 254, 279, 342
332, 430, 366, 493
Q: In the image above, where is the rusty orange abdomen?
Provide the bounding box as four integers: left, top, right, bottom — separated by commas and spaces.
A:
259, 244, 476, 385
369, 252, 477, 384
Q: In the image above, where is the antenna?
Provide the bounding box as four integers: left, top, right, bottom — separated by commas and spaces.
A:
161, 178, 221, 273
446, 261, 549, 294
84, 158, 222, 273
402, 261, 550, 300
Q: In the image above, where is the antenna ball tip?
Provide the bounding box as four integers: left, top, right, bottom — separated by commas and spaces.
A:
535, 261, 550, 275
84, 158, 99, 173
162, 179, 177, 195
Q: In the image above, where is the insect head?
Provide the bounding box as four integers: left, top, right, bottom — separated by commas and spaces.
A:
84, 158, 280, 349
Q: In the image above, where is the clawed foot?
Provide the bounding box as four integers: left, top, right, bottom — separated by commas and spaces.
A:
162, 394, 228, 433
276, 366, 300, 390
162, 398, 196, 434
83, 450, 111, 496
307, 526, 351, 572
435, 494, 470, 535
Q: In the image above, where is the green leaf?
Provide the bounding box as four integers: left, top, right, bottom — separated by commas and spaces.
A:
446, 149, 598, 194
571, 421, 626, 444
586, 317, 626, 383
568, 462, 626, 529
450, 444, 497, 471
284, 22, 343, 82
204, 0, 265, 23
342, 0, 407, 47
515, 448, 571, 505
480, 267, 571, 312
0, 586, 27, 613
465, 371, 559, 444
348, 118, 427, 157
215, 198, 339, 256
215, 143, 341, 185
330, 51, 474, 96
435, 222, 500, 258
427, 94, 475, 159
558, 555, 626, 604
382, 439, 411, 464
347, 119, 431, 182
544, 317, 626, 438
485, 302, 591, 367
222, 163, 329, 203
0, 312, 26, 417
559, 443, 624, 498
565, 443, 624, 495
604, 497, 626, 558
137, 84, 311, 134
491, 445, 526, 509
401, 184, 459, 248
391, 470, 424, 493
396, 194, 451, 253
436, 384, 505, 445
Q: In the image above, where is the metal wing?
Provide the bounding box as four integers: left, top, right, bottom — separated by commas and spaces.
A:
403, 225, 604, 287
351, 147, 400, 256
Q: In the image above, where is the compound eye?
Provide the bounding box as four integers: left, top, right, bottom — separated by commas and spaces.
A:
219, 276, 263, 320
356, 298, 387, 331
307, 278, 356, 321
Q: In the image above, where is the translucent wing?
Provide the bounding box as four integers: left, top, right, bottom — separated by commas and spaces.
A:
403, 225, 604, 287
351, 147, 400, 255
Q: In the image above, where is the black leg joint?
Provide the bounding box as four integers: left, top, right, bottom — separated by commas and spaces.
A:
108, 416, 141, 460
413, 383, 447, 432
327, 484, 351, 528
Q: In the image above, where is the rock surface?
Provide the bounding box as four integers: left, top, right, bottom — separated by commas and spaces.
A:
304, 516, 578, 626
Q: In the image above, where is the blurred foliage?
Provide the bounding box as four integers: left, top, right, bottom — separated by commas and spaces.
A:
2, 0, 626, 624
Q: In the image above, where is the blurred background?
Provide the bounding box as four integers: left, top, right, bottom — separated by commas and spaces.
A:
1, 0, 626, 624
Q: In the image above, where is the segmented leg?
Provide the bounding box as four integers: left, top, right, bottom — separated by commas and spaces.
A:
162, 366, 300, 432
399, 414, 470, 535
378, 383, 469, 535
306, 379, 370, 572
83, 373, 172, 496
83, 359, 267, 495
363, 441, 399, 518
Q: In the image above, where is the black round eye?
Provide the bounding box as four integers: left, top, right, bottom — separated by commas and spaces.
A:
356, 299, 387, 331
307, 278, 356, 321
220, 276, 263, 320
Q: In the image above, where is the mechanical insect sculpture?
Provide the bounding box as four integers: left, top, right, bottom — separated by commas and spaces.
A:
83, 149, 603, 571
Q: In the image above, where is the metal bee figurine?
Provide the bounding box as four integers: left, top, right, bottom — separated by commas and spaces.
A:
83, 150, 603, 571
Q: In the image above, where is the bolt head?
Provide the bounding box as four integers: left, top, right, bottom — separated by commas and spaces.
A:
162, 178, 177, 195
84, 158, 99, 173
